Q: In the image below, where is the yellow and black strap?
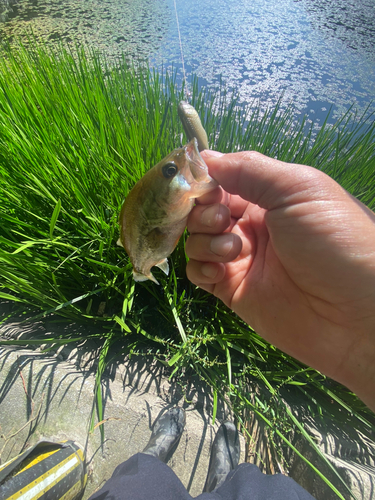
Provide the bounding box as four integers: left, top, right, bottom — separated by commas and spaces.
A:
0, 441, 87, 500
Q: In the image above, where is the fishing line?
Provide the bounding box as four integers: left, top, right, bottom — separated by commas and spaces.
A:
173, 0, 191, 101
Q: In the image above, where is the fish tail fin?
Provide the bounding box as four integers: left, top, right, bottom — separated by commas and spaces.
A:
155, 258, 169, 276
133, 270, 159, 285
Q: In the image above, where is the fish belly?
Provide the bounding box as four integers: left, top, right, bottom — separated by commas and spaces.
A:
124, 213, 187, 283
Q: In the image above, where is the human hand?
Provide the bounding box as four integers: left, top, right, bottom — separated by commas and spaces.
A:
186, 150, 375, 410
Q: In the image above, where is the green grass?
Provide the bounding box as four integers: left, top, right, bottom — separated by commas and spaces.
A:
0, 40, 375, 498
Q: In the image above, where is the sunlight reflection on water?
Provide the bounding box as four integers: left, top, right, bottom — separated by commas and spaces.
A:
151, 0, 375, 124
1, 0, 374, 124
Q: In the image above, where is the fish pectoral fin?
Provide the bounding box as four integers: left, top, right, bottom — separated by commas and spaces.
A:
116, 238, 123, 247
155, 258, 169, 276
133, 270, 159, 285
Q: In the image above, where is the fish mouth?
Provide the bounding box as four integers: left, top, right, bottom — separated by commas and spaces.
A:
182, 138, 218, 197
185, 138, 212, 182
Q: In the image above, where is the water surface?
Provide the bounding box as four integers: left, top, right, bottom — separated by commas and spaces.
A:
1, 0, 374, 124
0, 0, 170, 60
151, 0, 375, 123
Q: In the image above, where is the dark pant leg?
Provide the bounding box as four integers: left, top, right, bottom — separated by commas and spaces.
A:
88, 455, 316, 500
88, 453, 194, 500
195, 463, 316, 500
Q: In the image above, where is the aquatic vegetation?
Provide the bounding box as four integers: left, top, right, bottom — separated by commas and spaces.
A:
0, 42, 374, 498
0, 0, 169, 62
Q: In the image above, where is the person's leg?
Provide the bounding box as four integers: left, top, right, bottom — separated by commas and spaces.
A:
205, 463, 316, 500
88, 408, 188, 500
88, 412, 316, 500
199, 420, 316, 500
89, 452, 194, 500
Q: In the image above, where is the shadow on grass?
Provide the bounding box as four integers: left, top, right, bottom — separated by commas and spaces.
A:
0, 305, 229, 493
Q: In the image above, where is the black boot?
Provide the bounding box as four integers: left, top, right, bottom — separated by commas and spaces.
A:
203, 420, 240, 492
142, 407, 185, 462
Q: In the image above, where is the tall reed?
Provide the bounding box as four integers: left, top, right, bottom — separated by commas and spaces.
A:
0, 41, 374, 498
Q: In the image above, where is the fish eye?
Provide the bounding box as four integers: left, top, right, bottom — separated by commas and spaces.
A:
162, 162, 178, 179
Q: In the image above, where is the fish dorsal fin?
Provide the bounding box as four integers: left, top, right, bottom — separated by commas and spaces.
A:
155, 258, 169, 276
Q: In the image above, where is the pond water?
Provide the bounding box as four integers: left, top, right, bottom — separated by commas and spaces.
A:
1, 0, 374, 125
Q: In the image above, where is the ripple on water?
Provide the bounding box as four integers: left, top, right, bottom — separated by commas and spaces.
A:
0, 0, 374, 124
151, 0, 375, 123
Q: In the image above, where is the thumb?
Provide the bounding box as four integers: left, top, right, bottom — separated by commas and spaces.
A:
203, 150, 337, 210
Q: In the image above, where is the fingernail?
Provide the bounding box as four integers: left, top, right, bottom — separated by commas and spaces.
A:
201, 205, 222, 227
210, 234, 233, 257
201, 263, 219, 279
203, 150, 224, 157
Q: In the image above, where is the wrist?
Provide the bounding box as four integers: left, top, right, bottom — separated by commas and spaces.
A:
338, 326, 375, 412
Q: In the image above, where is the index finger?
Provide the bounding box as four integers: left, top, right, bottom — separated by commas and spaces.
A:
196, 185, 252, 220
198, 152, 251, 218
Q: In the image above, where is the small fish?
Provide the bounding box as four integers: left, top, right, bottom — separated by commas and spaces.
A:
118, 138, 218, 284
178, 101, 209, 152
